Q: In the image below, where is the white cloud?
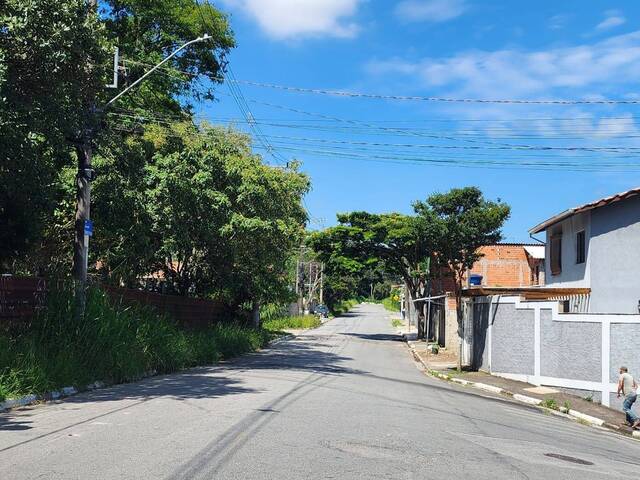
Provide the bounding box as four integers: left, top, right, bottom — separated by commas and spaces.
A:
394, 0, 467, 23
596, 10, 626, 31
548, 14, 568, 31
366, 31, 640, 100
220, 0, 362, 40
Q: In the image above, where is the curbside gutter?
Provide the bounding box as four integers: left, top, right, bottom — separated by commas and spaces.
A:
407, 344, 640, 440
1, 333, 295, 413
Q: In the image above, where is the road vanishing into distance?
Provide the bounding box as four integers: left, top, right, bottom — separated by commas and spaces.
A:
2, 304, 640, 479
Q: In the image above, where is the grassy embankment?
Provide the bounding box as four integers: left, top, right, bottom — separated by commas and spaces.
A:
0, 287, 271, 402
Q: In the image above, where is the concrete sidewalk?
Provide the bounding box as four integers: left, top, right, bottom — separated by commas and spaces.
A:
407, 338, 640, 439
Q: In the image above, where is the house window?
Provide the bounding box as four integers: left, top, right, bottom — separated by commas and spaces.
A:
576, 230, 586, 264
550, 234, 562, 275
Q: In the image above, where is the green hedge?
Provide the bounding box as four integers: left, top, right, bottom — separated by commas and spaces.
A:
0, 287, 271, 401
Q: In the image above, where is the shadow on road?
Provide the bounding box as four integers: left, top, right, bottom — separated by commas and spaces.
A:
0, 416, 32, 431
0, 336, 362, 434
223, 338, 366, 376
339, 332, 403, 342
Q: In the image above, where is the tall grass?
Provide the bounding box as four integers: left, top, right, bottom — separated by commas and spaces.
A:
0, 286, 270, 401
262, 315, 321, 332
382, 296, 401, 312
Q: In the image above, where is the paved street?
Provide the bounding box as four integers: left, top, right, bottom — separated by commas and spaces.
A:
2, 304, 640, 479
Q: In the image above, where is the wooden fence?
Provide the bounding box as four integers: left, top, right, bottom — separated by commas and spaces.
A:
0, 276, 228, 330
101, 284, 229, 329
0, 276, 47, 330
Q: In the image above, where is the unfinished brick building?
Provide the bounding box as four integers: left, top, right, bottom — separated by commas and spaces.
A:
468, 243, 545, 288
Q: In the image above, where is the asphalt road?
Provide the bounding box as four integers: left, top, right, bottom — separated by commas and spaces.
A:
2, 303, 640, 479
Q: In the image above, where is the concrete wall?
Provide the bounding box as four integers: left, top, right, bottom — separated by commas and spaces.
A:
489, 303, 535, 375
544, 210, 591, 288
589, 195, 640, 313
444, 299, 459, 355
539, 309, 601, 381
472, 296, 640, 411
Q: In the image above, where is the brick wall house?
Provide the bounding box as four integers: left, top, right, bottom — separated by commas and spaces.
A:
429, 244, 546, 355
468, 244, 545, 287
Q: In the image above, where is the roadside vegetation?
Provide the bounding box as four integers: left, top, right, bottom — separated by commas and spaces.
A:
0, 1, 311, 402
0, 287, 271, 402
382, 292, 401, 312
263, 315, 321, 332
332, 299, 360, 315
391, 319, 403, 328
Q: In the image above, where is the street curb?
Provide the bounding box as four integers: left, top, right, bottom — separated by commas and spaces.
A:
0, 332, 295, 414
407, 344, 640, 439
0, 378, 121, 413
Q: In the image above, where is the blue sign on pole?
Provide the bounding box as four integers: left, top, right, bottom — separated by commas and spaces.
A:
84, 219, 94, 237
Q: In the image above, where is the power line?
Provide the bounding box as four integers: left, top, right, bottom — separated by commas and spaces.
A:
225, 68, 288, 165
192, 0, 288, 166
106, 119, 640, 170
231, 79, 640, 105
115, 58, 640, 107
106, 122, 640, 171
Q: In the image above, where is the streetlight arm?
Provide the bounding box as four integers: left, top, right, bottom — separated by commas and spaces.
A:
105, 34, 211, 108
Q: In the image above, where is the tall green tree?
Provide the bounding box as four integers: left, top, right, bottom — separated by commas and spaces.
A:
415, 187, 510, 367
0, 0, 107, 269
120, 125, 309, 317
0, 0, 235, 275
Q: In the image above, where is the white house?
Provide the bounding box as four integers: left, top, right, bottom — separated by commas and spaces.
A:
529, 187, 640, 314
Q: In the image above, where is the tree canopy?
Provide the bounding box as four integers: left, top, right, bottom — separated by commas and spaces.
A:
308, 187, 510, 340
1, 0, 309, 318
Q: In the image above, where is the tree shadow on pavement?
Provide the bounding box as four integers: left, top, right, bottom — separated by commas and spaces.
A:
0, 416, 32, 431
339, 332, 403, 342
0, 337, 363, 434
222, 339, 366, 376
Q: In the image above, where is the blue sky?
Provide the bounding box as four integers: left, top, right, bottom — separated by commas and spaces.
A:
198, 0, 640, 241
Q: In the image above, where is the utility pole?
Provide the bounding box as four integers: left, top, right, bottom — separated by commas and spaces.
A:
319, 263, 324, 304
72, 0, 98, 303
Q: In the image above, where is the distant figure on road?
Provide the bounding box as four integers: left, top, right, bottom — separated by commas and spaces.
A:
617, 366, 639, 428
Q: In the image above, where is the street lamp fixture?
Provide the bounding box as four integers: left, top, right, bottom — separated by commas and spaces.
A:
106, 34, 212, 107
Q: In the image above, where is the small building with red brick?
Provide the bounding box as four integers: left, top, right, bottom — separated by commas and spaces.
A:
412, 243, 546, 355
468, 243, 545, 288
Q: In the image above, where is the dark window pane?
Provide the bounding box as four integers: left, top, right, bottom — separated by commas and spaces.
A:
551, 234, 562, 275
576, 231, 585, 264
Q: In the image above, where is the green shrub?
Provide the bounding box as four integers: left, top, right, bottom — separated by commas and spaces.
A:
542, 398, 559, 410
0, 286, 271, 400
331, 298, 360, 315
259, 303, 290, 323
